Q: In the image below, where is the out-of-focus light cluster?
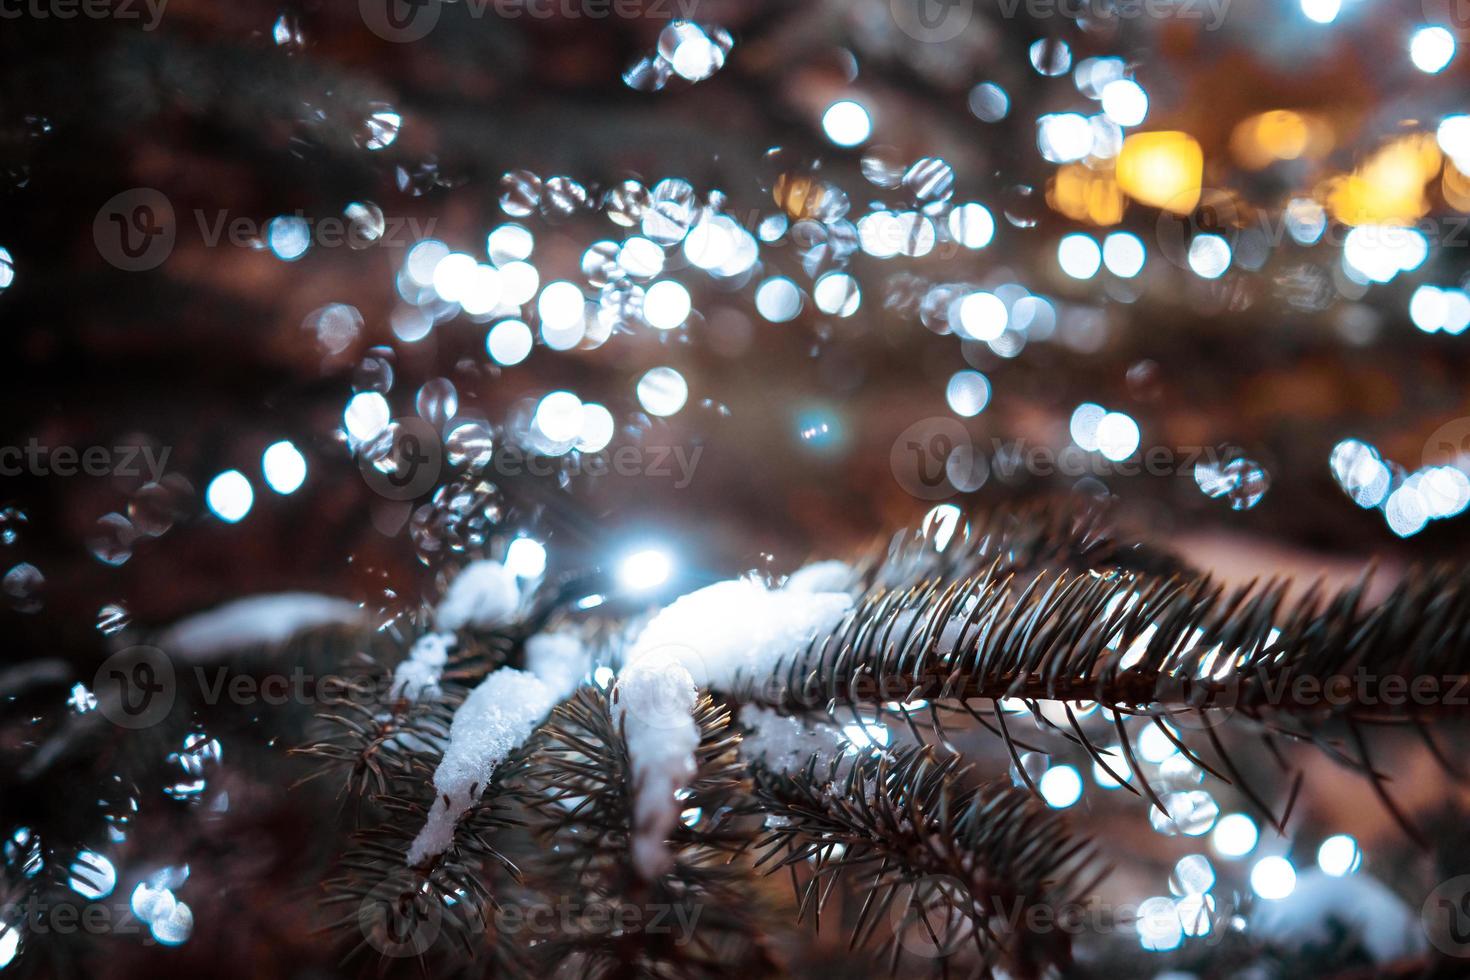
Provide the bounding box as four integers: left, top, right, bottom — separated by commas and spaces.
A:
1330, 438, 1470, 536
624, 21, 733, 91
1410, 284, 1470, 334
1071, 402, 1140, 461
130, 865, 193, 946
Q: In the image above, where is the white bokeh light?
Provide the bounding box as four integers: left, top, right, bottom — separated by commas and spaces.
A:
1411, 26, 1456, 73
261, 441, 307, 495
1103, 232, 1146, 278
956, 291, 1008, 341
486, 223, 534, 264
537, 281, 586, 331
534, 391, 584, 443
1317, 834, 1361, 876
1039, 765, 1083, 808
618, 237, 665, 279
637, 366, 688, 417
756, 277, 803, 323
1070, 403, 1107, 452
1437, 114, 1470, 168
946, 371, 991, 417
577, 402, 615, 453
1250, 856, 1297, 900
1100, 79, 1148, 127
1212, 813, 1259, 858
821, 100, 872, 147
505, 536, 547, 579
1188, 235, 1232, 279
1096, 411, 1140, 461
948, 202, 995, 249
619, 548, 674, 592
643, 280, 692, 330
1037, 112, 1094, 163
1058, 233, 1102, 279
814, 272, 862, 317
206, 471, 254, 524
344, 391, 390, 442
431, 252, 479, 303
1301, 0, 1340, 23
487, 319, 534, 365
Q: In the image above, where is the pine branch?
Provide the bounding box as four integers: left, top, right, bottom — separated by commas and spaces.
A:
520, 686, 778, 978
749, 744, 1103, 979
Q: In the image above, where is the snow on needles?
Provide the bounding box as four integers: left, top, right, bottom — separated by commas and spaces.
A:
435, 560, 520, 632
391, 632, 455, 702
614, 576, 852, 879
624, 577, 853, 689
406, 631, 588, 866
612, 657, 700, 879
737, 704, 848, 776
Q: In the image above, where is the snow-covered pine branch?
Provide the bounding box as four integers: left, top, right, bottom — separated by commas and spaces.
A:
613, 573, 852, 879
405, 630, 588, 866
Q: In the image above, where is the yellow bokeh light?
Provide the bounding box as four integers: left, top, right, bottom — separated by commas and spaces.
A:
1229, 110, 1332, 170
1048, 163, 1127, 225
1116, 132, 1203, 214
1322, 133, 1442, 226
773, 173, 836, 220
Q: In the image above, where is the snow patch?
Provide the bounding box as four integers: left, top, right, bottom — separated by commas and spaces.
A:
435, 560, 520, 632
738, 704, 848, 775
616, 577, 852, 878
405, 629, 586, 865
612, 657, 700, 880
156, 594, 363, 659
390, 632, 456, 702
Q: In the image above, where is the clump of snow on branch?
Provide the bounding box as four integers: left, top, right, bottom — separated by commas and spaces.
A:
434, 560, 520, 632
615, 575, 853, 879
390, 632, 455, 702
406, 631, 586, 866
625, 577, 853, 689
737, 704, 848, 775
612, 656, 700, 879
156, 593, 363, 659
